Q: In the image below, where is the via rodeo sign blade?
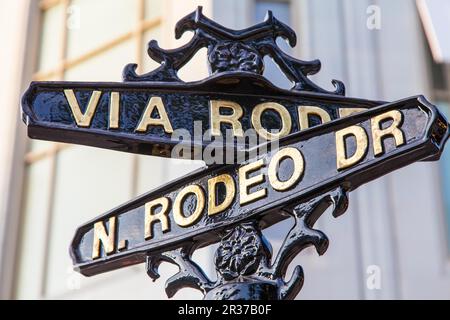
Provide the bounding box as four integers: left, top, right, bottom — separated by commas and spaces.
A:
21, 7, 450, 300
21, 7, 383, 161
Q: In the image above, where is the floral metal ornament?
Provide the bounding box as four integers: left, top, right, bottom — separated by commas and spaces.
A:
209, 41, 264, 74
215, 222, 270, 281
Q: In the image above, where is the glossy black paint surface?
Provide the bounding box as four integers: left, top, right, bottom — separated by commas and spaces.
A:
21, 75, 383, 158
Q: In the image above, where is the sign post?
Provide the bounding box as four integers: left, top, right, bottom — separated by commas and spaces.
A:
21, 7, 450, 300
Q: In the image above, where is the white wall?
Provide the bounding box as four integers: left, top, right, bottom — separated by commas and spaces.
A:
0, 0, 34, 299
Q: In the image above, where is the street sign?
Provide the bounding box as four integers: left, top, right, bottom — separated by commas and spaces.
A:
22, 77, 381, 159
70, 96, 448, 298
21, 7, 450, 300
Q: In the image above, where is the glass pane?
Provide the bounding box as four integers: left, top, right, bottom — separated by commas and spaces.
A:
141, 27, 163, 73
417, 0, 450, 63
255, 1, 292, 89
65, 38, 135, 81
15, 158, 53, 298
177, 47, 209, 82
136, 155, 166, 195
145, 0, 163, 20
29, 139, 55, 153
37, 4, 64, 71
438, 102, 450, 252
163, 158, 204, 181
45, 146, 134, 297
137, 155, 204, 196
66, 0, 139, 59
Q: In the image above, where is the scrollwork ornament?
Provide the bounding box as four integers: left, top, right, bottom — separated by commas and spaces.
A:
123, 6, 345, 95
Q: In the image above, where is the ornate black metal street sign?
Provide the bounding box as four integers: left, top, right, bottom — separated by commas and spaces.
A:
20, 7, 450, 300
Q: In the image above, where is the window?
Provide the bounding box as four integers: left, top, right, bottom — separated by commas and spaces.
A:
255, 0, 291, 89
427, 40, 450, 254
417, 0, 450, 64
14, 0, 175, 299
417, 0, 450, 254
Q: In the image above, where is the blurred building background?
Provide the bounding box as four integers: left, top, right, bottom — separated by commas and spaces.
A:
0, 0, 450, 299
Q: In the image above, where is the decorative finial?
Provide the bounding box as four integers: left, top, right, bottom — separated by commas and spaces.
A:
123, 6, 345, 95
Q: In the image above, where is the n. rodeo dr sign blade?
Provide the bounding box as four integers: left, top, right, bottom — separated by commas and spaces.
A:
70, 96, 448, 280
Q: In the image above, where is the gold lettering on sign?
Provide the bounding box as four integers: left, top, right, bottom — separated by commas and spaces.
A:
268, 147, 304, 191
210, 100, 244, 137
239, 159, 267, 205
252, 102, 292, 140
118, 240, 127, 251
336, 125, 368, 170
144, 197, 171, 240
64, 89, 101, 127
208, 174, 236, 216
338, 108, 367, 118
298, 106, 331, 129
136, 96, 174, 133
109, 91, 120, 129
173, 185, 205, 227
371, 110, 405, 156
92, 217, 116, 259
